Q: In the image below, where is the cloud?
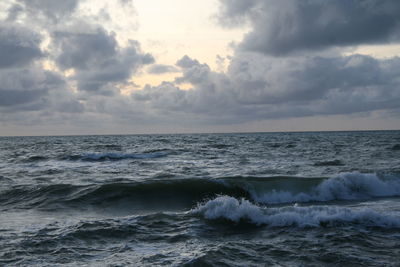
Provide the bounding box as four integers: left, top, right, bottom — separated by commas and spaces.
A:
1, 0, 400, 134
0, 24, 43, 68
217, 0, 400, 55
15, 0, 79, 23
0, 66, 85, 114
52, 26, 154, 94
5, 3, 24, 22
4, 0, 154, 96
131, 53, 400, 124
147, 64, 179, 75
216, 0, 257, 27
0, 0, 158, 131
174, 55, 213, 85
0, 89, 47, 108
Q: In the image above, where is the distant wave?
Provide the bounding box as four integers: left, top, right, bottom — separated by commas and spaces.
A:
313, 159, 344, 166
1, 173, 400, 211
63, 152, 168, 161
391, 144, 400, 150
22, 155, 49, 162
18, 151, 169, 163
193, 196, 400, 228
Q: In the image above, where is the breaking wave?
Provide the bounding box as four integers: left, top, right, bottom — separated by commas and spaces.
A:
251, 172, 400, 204
193, 196, 400, 228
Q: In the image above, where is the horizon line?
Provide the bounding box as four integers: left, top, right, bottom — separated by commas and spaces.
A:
1, 129, 399, 138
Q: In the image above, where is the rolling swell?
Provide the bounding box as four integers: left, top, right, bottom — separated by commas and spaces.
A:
0, 179, 250, 211
2, 173, 400, 212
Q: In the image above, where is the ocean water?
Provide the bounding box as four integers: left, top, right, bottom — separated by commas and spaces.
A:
1, 131, 400, 266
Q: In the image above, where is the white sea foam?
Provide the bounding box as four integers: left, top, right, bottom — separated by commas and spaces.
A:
193, 196, 400, 228
252, 173, 400, 204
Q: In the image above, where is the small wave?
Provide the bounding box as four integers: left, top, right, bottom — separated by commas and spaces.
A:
0, 175, 13, 182
205, 143, 232, 149
22, 155, 49, 162
193, 196, 400, 228
91, 144, 123, 150
391, 144, 400, 150
63, 152, 168, 161
313, 159, 344, 166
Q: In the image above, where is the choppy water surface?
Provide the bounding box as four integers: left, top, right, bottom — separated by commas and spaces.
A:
1, 131, 400, 266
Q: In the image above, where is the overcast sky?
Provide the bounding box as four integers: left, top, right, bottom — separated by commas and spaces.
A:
1, 0, 400, 136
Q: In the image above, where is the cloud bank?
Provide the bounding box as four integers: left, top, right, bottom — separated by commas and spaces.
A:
0, 0, 399, 134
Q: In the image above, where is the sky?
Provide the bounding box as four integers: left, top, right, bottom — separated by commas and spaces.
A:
0, 0, 400, 136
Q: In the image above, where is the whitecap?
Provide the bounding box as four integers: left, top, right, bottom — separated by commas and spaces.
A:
193, 196, 400, 228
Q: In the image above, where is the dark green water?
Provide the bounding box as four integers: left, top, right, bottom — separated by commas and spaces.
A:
1, 131, 400, 266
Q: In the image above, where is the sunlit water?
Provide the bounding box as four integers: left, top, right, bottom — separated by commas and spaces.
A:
1, 131, 400, 266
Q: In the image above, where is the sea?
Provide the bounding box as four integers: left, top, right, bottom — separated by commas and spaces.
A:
1, 131, 400, 266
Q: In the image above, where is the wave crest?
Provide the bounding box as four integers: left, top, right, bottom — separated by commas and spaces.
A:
253, 173, 400, 204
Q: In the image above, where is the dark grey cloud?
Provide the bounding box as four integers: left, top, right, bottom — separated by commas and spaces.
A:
0, 67, 81, 113
52, 27, 154, 94
217, 0, 257, 27
0, 2, 85, 115
0, 24, 43, 68
0, 89, 46, 107
218, 0, 400, 55
176, 55, 201, 68
5, 3, 24, 22
54, 28, 118, 71
229, 53, 400, 117
16, 0, 79, 23
175, 55, 213, 85
226, 54, 387, 105
147, 64, 179, 75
